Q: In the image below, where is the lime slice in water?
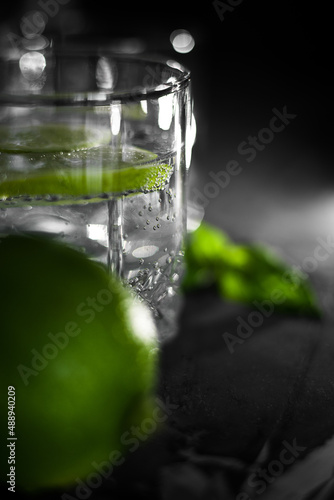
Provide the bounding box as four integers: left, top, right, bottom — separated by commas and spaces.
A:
0, 162, 173, 200
0, 124, 173, 200
0, 123, 111, 153
0, 144, 173, 201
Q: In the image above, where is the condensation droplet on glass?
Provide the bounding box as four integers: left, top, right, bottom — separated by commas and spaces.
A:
157, 224, 160, 228
146, 220, 150, 225
139, 258, 144, 265
138, 211, 143, 216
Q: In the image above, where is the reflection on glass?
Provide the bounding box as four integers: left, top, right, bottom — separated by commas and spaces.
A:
19, 51, 46, 81
170, 29, 195, 54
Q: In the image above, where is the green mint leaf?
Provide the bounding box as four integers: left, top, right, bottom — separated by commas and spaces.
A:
183, 222, 321, 318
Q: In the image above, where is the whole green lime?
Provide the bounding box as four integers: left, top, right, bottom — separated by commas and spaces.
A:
0, 236, 157, 492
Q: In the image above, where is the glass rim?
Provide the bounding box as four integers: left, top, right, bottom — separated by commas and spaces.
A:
0, 52, 191, 107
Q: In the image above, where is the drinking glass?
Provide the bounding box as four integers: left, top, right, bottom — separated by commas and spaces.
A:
0, 47, 193, 340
